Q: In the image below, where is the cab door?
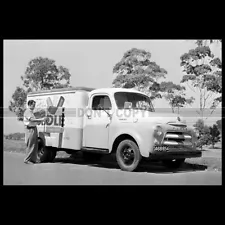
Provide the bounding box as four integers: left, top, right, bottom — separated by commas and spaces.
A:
83, 94, 112, 149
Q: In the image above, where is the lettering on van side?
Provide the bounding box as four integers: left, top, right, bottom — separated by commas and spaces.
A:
46, 115, 63, 126
45, 96, 65, 126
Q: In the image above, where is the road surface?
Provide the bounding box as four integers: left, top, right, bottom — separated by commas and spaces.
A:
3, 152, 221, 185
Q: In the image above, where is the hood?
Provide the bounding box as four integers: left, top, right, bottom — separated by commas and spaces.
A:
116, 109, 184, 124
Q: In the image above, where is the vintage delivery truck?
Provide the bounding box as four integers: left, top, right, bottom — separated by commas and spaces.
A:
27, 86, 201, 172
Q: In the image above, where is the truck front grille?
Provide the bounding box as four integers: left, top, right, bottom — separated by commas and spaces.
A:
163, 132, 192, 146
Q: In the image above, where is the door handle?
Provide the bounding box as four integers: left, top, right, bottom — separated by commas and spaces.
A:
87, 115, 91, 119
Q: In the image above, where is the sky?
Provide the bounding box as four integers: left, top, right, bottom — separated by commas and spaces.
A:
3, 40, 222, 134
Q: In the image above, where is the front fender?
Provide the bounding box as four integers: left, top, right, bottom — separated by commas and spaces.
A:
109, 123, 155, 157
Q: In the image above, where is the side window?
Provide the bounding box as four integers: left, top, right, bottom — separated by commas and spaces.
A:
92, 95, 112, 110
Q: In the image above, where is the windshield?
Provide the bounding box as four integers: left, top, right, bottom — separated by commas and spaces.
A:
114, 92, 155, 112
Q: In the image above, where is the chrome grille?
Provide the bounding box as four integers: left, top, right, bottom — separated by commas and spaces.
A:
163, 131, 192, 146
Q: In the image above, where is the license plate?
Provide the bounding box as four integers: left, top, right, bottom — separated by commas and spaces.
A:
154, 145, 169, 152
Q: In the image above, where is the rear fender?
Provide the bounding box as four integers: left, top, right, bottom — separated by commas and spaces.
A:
38, 132, 46, 146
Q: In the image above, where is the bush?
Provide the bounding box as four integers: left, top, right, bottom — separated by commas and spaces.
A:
5, 132, 25, 140
194, 119, 210, 150
208, 124, 220, 148
194, 119, 221, 149
196, 133, 211, 149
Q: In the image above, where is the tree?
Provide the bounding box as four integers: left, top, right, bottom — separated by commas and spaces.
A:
196, 40, 222, 47
112, 48, 167, 102
9, 57, 72, 121
9, 87, 27, 121
208, 124, 220, 148
21, 57, 71, 91
160, 81, 195, 114
180, 44, 222, 120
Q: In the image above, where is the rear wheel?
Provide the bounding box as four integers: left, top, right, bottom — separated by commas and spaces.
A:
116, 139, 141, 172
37, 139, 56, 162
162, 158, 185, 169
50, 148, 57, 161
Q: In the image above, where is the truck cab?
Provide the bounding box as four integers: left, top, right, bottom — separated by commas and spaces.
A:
27, 87, 202, 172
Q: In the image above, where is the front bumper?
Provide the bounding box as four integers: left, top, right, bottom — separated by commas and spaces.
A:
148, 146, 202, 160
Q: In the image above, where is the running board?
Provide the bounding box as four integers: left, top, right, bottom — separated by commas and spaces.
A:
81, 147, 109, 154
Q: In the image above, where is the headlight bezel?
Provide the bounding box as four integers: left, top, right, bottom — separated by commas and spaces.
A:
153, 125, 164, 144
155, 125, 163, 136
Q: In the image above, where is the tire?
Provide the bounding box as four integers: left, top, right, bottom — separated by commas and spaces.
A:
116, 139, 142, 172
37, 139, 56, 162
82, 152, 102, 162
50, 148, 57, 162
162, 158, 185, 169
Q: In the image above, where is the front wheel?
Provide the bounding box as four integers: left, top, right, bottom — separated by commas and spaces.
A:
162, 158, 185, 169
116, 139, 142, 172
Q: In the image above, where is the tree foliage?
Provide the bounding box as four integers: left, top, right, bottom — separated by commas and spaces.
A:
21, 57, 71, 91
9, 87, 28, 121
180, 44, 222, 119
160, 81, 195, 113
9, 57, 72, 121
196, 40, 222, 47
112, 48, 167, 101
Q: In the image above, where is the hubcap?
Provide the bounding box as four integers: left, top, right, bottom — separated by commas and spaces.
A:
121, 146, 134, 165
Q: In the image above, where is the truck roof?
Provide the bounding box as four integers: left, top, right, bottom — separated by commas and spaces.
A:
27, 87, 147, 97
27, 86, 95, 96
90, 88, 147, 96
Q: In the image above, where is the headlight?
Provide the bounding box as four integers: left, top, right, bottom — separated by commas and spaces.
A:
154, 125, 163, 137
153, 125, 164, 144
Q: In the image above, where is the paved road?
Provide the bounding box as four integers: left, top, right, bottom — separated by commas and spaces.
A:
3, 152, 221, 185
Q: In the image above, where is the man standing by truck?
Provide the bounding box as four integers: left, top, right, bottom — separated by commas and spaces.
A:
23, 100, 47, 164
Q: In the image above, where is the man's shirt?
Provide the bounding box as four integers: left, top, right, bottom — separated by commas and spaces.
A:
24, 108, 37, 127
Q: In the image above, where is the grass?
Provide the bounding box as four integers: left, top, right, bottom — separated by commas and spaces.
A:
3, 139, 71, 158
185, 157, 221, 171
3, 139, 222, 171
4, 139, 27, 153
